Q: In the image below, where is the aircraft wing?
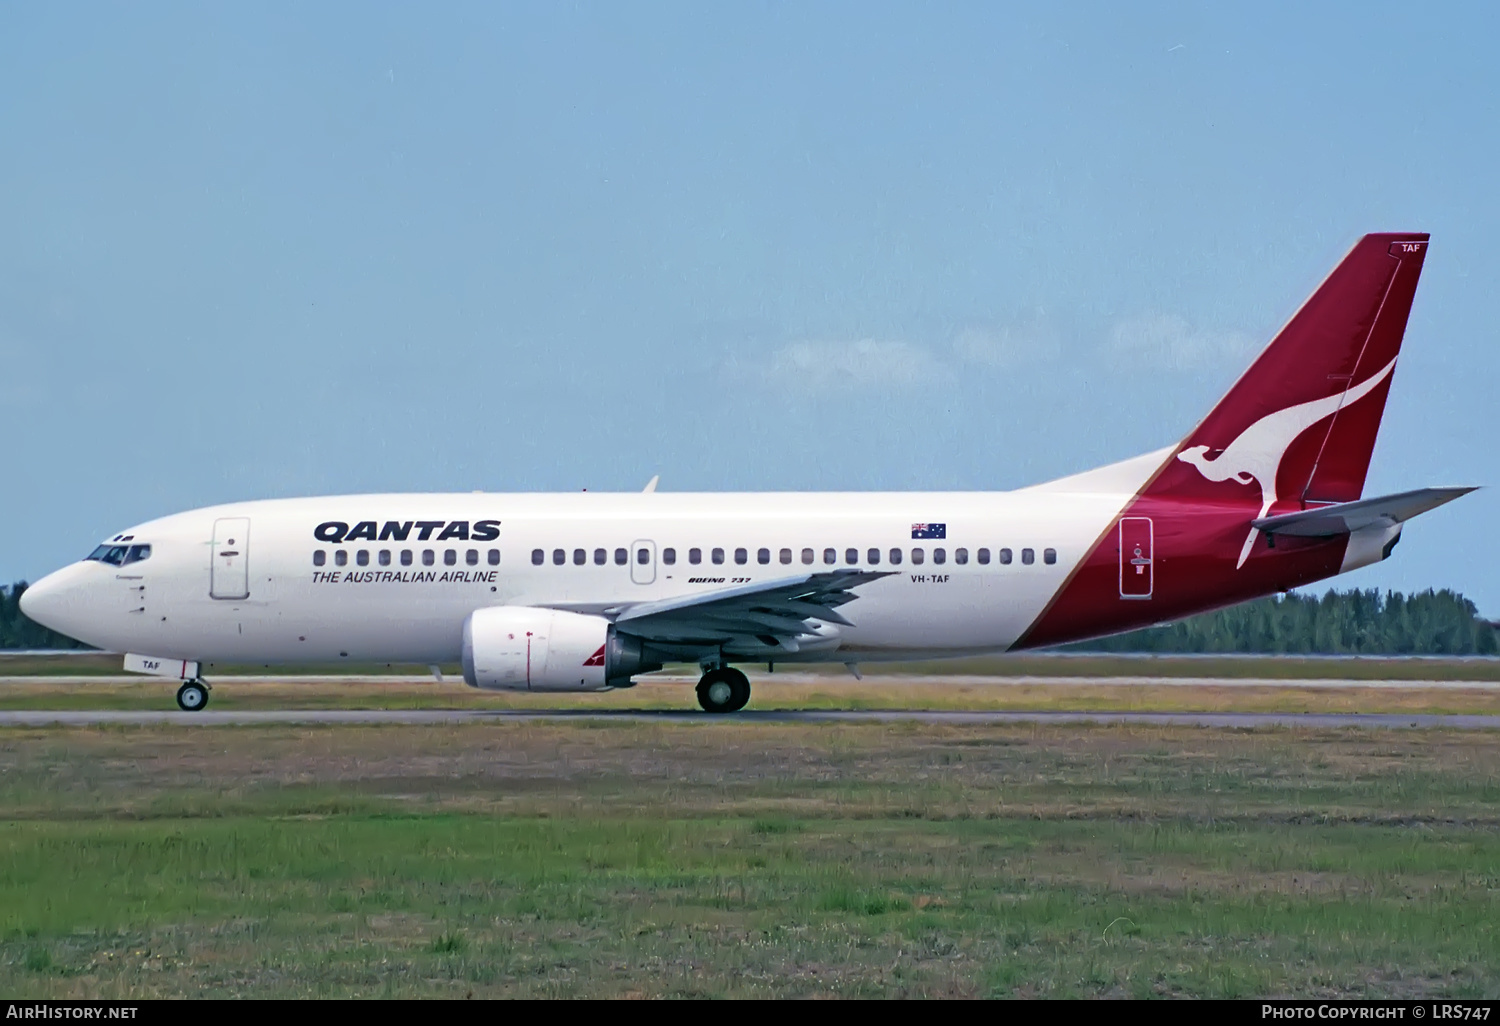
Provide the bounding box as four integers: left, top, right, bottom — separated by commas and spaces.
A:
552, 569, 895, 650
1251, 486, 1477, 538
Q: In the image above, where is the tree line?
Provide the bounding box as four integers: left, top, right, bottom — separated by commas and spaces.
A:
1, 579, 1495, 655
0, 582, 92, 649
1072, 587, 1498, 655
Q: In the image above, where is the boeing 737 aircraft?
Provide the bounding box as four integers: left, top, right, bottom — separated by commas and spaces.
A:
20, 233, 1475, 712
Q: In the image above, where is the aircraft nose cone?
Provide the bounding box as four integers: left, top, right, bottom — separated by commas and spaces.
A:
18, 566, 91, 641
18, 574, 57, 626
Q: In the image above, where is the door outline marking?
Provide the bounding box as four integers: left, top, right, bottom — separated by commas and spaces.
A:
630, 539, 656, 585
1118, 517, 1154, 600
210, 517, 251, 600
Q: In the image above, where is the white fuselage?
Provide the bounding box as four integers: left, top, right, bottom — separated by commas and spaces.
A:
20, 233, 1447, 692
23, 450, 1169, 668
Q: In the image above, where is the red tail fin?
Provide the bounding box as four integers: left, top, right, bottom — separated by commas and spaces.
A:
1014, 234, 1433, 651
1151, 233, 1429, 521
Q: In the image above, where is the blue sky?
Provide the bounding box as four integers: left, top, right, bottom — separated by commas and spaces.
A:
2, 2, 1496, 613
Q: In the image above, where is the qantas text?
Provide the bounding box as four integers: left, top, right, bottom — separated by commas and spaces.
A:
313, 520, 500, 544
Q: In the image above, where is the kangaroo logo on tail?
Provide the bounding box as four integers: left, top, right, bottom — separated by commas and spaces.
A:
1176, 357, 1397, 568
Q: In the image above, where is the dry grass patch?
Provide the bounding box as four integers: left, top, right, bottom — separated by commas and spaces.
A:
2, 675, 1499, 715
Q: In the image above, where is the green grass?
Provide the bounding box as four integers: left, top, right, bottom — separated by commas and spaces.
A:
12, 813, 1497, 997
1, 721, 1499, 997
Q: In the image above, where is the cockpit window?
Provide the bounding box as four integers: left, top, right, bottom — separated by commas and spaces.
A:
86, 543, 151, 567
87, 545, 129, 566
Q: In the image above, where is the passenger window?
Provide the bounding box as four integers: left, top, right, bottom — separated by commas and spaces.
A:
594, 548, 606, 565
313, 551, 326, 567
912, 548, 925, 565
402, 549, 413, 566
467, 549, 479, 566
845, 548, 858, 565
378, 549, 391, 566
335, 550, 348, 567
637, 547, 650, 564
867, 548, 881, 565
488, 549, 501, 566
553, 549, 566, 566
889, 548, 903, 565
780, 548, 792, 564
955, 548, 968, 565
977, 547, 990, 565
734, 547, 748, 565
801, 548, 814, 565
1022, 548, 1035, 565
998, 548, 1012, 565
615, 548, 628, 566
423, 550, 435, 566
573, 548, 586, 566
445, 549, 458, 566
356, 550, 369, 566
1044, 547, 1057, 565
757, 548, 770, 565
663, 548, 676, 565
712, 548, 725, 565
689, 548, 702, 565
933, 548, 946, 565
823, 548, 836, 565
531, 549, 544, 566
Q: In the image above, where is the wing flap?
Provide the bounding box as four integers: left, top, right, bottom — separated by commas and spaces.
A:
607, 568, 895, 647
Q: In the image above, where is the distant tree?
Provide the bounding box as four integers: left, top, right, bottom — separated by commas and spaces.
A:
1069, 588, 1497, 656
0, 583, 90, 650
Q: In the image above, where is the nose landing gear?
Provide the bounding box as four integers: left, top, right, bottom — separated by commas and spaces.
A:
175, 679, 210, 712
696, 667, 750, 714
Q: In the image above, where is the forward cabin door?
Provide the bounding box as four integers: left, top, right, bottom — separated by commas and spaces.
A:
211, 517, 251, 600
630, 539, 656, 585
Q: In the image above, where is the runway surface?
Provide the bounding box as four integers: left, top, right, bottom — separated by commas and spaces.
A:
4, 708, 1500, 728
5, 673, 1500, 689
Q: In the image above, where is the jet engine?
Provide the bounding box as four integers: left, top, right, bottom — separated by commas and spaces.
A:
461, 606, 660, 692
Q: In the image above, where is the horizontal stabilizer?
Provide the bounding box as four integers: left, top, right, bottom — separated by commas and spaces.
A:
1251, 486, 1477, 538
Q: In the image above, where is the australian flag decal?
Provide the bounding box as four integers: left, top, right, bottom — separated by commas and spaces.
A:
911, 523, 946, 539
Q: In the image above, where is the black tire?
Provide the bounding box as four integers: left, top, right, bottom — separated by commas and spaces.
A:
696, 667, 751, 714
176, 681, 209, 712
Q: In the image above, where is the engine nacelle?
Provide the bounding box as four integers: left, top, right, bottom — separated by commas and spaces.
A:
461, 606, 660, 692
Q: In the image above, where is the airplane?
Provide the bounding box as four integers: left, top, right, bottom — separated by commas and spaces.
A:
20, 232, 1476, 713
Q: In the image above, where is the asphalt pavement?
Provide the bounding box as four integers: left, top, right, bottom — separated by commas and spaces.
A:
4, 673, 1500, 688
2, 708, 1498, 728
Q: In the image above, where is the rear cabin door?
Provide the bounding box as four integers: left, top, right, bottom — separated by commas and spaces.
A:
630, 539, 656, 585
211, 517, 251, 600
1118, 517, 1153, 600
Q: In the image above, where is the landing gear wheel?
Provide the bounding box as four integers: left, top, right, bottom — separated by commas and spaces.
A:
696, 667, 750, 714
176, 680, 209, 712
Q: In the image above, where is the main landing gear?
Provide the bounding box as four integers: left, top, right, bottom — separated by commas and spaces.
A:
176, 679, 210, 712
696, 667, 750, 714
